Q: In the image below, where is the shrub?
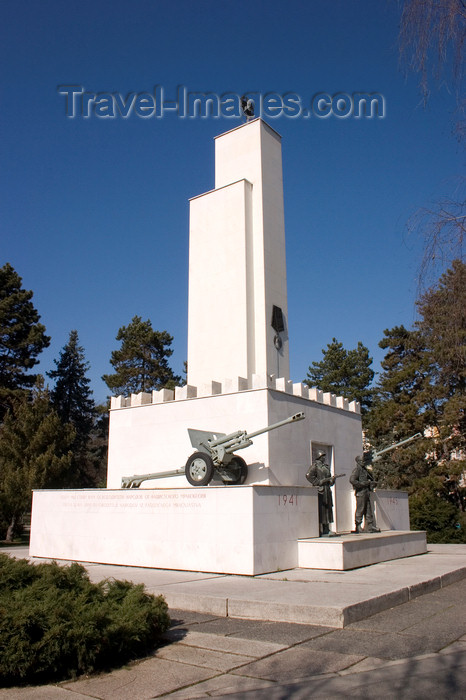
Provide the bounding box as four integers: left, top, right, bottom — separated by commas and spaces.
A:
409, 491, 466, 544
0, 554, 170, 686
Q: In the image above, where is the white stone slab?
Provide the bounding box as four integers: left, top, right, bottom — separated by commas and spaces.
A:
274, 377, 292, 393
175, 385, 197, 400
222, 376, 249, 393
308, 388, 323, 402
348, 490, 410, 534
292, 382, 309, 399
198, 381, 222, 397
152, 388, 174, 403
336, 396, 349, 410
110, 396, 126, 409
30, 486, 318, 576
130, 392, 152, 406
323, 392, 337, 407
374, 490, 410, 530
297, 531, 427, 570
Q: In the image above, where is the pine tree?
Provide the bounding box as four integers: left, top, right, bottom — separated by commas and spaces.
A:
47, 330, 95, 448
0, 381, 75, 541
304, 338, 374, 414
47, 332, 109, 488
0, 263, 50, 417
85, 403, 109, 488
416, 259, 466, 432
368, 262, 466, 481
366, 262, 466, 540
415, 260, 466, 468
409, 461, 466, 543
102, 316, 182, 395
369, 326, 434, 436
365, 325, 434, 488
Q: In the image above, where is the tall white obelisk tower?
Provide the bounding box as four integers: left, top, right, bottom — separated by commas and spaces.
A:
187, 119, 290, 388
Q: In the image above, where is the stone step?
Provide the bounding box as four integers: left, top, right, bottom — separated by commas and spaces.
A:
297, 530, 427, 571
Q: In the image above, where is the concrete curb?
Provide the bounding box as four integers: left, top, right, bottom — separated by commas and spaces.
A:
142, 557, 466, 628
3, 546, 466, 629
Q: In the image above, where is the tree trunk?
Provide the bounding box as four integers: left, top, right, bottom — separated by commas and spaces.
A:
5, 514, 17, 542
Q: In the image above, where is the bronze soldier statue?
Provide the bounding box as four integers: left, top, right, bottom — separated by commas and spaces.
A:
350, 455, 380, 533
349, 433, 423, 533
306, 451, 336, 536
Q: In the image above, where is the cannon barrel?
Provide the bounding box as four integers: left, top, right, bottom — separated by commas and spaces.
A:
207, 412, 305, 450
246, 412, 306, 440
208, 429, 247, 449
369, 432, 423, 462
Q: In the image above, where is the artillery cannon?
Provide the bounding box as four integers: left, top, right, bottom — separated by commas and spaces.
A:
363, 432, 423, 465
121, 412, 305, 488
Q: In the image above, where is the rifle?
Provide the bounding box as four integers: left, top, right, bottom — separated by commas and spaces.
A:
306, 471, 346, 487
322, 473, 346, 485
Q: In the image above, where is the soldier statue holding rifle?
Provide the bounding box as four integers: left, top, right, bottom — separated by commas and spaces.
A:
350, 455, 380, 533
306, 451, 343, 536
350, 432, 422, 533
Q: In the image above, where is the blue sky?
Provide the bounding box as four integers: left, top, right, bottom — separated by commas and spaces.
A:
1, 0, 463, 404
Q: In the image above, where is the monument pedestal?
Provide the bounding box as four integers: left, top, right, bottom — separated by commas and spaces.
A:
30, 483, 422, 575
30, 485, 319, 576
298, 531, 427, 570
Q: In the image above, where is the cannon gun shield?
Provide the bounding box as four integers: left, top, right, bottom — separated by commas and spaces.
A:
187, 428, 227, 452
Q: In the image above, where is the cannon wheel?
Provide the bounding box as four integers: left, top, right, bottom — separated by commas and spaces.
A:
185, 452, 214, 486
223, 455, 248, 485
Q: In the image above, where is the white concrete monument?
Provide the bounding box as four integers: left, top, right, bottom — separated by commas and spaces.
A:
188, 119, 290, 387
29, 119, 424, 575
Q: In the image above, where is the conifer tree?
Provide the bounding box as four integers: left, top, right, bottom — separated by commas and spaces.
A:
47, 332, 109, 488
367, 261, 466, 482
304, 338, 374, 414
47, 330, 95, 448
102, 316, 182, 395
366, 261, 465, 541
417, 260, 466, 404
365, 325, 434, 488
0, 382, 75, 541
416, 260, 466, 463
0, 263, 50, 417
85, 403, 109, 487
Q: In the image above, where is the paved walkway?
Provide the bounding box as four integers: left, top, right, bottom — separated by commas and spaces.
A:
1, 544, 465, 698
